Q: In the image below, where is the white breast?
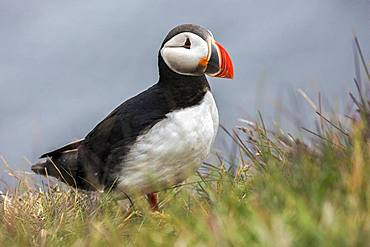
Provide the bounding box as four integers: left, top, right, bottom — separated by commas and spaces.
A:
116, 91, 219, 195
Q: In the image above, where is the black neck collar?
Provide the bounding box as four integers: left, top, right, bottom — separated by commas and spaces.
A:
157, 54, 210, 108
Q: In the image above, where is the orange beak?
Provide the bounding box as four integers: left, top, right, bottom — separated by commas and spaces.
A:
205, 40, 234, 79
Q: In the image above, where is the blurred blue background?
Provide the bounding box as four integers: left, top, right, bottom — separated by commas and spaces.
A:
0, 0, 369, 178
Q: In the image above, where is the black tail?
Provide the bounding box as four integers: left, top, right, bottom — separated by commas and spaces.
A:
32, 139, 105, 191
32, 140, 83, 187
31, 150, 79, 187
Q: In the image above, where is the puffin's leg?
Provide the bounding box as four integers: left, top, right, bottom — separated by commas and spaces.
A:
146, 192, 159, 211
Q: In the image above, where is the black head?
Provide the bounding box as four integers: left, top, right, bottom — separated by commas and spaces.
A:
161, 24, 212, 48
159, 24, 234, 79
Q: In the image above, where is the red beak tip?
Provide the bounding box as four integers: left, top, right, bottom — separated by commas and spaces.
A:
215, 41, 234, 80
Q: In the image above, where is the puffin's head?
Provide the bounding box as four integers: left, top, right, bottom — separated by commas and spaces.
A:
160, 24, 234, 79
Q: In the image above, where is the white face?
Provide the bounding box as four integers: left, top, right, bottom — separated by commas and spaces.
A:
160, 32, 210, 76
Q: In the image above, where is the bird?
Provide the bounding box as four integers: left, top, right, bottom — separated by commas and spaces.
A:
31, 24, 234, 210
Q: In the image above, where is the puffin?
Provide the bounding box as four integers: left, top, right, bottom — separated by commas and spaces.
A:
32, 24, 234, 210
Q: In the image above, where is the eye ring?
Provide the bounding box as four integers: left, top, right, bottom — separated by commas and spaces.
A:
183, 38, 191, 49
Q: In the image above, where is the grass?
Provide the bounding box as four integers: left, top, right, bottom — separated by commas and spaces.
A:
0, 36, 369, 246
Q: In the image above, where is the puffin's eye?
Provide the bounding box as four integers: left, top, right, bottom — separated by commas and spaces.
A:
183, 38, 191, 49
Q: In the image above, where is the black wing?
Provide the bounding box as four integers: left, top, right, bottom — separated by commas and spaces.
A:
81, 84, 174, 167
